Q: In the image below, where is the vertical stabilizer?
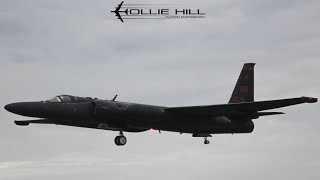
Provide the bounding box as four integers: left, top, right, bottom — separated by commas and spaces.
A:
229, 63, 255, 103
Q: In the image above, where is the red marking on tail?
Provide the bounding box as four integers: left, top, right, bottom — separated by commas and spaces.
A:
240, 86, 248, 93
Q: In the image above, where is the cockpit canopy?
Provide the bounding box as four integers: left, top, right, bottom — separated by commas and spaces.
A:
49, 96, 62, 102
47, 95, 93, 103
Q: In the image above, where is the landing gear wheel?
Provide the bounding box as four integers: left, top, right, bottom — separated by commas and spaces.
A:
204, 137, 210, 144
114, 131, 127, 146
114, 136, 120, 145
118, 136, 126, 145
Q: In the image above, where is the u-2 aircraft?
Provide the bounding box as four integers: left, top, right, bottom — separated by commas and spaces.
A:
4, 63, 317, 145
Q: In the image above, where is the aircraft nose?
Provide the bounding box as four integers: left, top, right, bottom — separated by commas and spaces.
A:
4, 104, 14, 112
4, 102, 45, 118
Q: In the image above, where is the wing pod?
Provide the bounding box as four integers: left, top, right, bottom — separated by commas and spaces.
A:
14, 119, 53, 126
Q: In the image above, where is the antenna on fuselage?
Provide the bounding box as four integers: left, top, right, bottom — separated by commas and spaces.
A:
111, 95, 118, 101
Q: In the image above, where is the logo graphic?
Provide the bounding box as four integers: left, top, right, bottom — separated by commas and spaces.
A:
111, 1, 128, 22
111, 1, 206, 22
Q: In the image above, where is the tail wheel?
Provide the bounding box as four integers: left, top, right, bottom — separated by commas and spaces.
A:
204, 139, 210, 144
204, 137, 210, 144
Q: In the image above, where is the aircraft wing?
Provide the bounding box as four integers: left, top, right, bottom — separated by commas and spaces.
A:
115, 12, 124, 22
116, 1, 124, 11
165, 96, 317, 116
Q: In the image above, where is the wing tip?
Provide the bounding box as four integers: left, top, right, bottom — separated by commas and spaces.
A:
302, 96, 318, 103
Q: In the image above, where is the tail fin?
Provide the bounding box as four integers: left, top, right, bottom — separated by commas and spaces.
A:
229, 63, 255, 103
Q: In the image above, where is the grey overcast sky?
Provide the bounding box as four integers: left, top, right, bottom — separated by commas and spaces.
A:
0, 0, 319, 179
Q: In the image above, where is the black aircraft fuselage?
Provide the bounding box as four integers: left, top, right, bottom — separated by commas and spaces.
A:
4, 63, 317, 146
5, 96, 254, 134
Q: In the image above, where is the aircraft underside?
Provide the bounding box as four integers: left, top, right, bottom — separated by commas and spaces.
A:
15, 117, 254, 145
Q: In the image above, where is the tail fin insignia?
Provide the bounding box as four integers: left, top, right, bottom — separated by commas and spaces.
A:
229, 63, 255, 103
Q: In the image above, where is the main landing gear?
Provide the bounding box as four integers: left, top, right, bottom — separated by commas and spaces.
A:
204, 137, 210, 144
114, 131, 127, 146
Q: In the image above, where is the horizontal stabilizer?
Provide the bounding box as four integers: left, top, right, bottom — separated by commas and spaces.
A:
14, 119, 53, 126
